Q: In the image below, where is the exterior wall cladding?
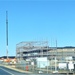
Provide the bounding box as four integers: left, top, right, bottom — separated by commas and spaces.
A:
16, 42, 75, 60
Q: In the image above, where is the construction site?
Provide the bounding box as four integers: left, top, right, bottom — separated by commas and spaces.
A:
16, 41, 75, 73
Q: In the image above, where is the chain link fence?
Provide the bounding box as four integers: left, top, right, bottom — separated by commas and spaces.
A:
14, 59, 75, 75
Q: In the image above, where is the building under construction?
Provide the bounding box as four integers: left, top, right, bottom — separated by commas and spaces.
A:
16, 41, 75, 72
16, 41, 75, 61
16, 41, 50, 61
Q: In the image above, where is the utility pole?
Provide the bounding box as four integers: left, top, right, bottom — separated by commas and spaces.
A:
6, 11, 8, 59
47, 41, 48, 73
55, 39, 57, 71
53, 39, 58, 73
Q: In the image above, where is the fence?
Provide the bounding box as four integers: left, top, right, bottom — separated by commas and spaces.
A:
1, 59, 75, 75
15, 59, 75, 74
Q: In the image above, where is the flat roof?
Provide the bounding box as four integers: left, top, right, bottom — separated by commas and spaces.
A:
0, 56, 15, 59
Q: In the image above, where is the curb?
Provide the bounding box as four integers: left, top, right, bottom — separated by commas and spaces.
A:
1, 65, 33, 74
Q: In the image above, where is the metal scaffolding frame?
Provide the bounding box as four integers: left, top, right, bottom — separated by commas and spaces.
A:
16, 41, 75, 62
16, 41, 50, 60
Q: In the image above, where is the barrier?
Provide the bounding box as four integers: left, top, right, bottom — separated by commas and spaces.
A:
26, 66, 28, 71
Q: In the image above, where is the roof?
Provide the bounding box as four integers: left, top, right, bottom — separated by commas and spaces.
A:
0, 56, 15, 59
51, 46, 75, 49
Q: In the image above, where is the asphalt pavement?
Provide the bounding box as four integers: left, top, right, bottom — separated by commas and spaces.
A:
0, 66, 70, 75
0, 66, 27, 75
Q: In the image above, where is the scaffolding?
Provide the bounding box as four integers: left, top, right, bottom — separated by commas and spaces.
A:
16, 41, 50, 61
16, 41, 75, 73
16, 41, 75, 61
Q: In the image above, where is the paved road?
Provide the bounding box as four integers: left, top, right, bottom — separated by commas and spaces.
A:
0, 66, 27, 75
0, 66, 69, 75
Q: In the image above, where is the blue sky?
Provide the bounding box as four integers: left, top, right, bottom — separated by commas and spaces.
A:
0, 0, 75, 56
